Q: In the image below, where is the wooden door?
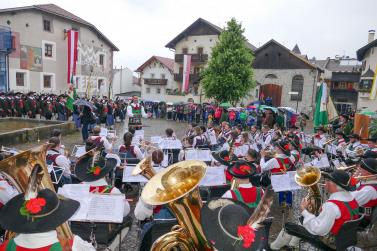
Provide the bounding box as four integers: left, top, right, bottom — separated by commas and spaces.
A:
259, 84, 282, 106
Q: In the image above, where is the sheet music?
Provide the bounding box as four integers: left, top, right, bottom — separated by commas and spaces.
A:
185, 149, 212, 162
159, 139, 182, 149
271, 171, 300, 192
304, 154, 330, 169
151, 136, 163, 144
326, 144, 338, 155
86, 194, 124, 223
122, 165, 164, 182
58, 184, 124, 223
134, 130, 144, 138
200, 167, 226, 186
234, 145, 250, 157
100, 127, 108, 137
75, 146, 86, 158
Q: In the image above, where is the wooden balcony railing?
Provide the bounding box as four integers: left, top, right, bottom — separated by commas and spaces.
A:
143, 78, 168, 85
175, 54, 208, 63
173, 73, 200, 83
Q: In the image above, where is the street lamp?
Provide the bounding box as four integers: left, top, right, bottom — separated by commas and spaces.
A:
288, 91, 299, 113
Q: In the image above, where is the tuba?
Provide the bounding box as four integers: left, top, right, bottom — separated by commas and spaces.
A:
132, 156, 156, 180
295, 166, 322, 215
0, 144, 73, 240
141, 160, 213, 251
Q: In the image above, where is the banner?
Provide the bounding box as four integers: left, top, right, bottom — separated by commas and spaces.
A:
67, 29, 79, 84
314, 82, 329, 127
20, 45, 42, 71
182, 54, 191, 93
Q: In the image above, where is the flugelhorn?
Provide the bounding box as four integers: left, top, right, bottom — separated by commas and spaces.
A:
295, 166, 322, 215
141, 160, 213, 251
132, 156, 156, 180
323, 137, 336, 146
337, 164, 357, 172
355, 174, 377, 182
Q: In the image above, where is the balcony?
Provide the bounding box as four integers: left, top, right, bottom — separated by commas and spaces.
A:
143, 78, 168, 85
175, 54, 208, 63
173, 73, 201, 83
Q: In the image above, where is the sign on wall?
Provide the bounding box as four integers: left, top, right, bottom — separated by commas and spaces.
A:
20, 45, 42, 71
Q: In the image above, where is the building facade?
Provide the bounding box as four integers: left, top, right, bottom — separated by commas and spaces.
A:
0, 4, 118, 96
136, 56, 175, 101
252, 40, 321, 114
310, 57, 361, 113
357, 30, 377, 110
112, 66, 140, 98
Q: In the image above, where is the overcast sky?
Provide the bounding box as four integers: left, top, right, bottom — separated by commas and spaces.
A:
1, 0, 377, 71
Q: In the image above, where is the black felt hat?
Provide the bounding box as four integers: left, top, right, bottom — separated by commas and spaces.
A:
363, 150, 377, 159
334, 128, 345, 137
300, 112, 309, 120
0, 188, 79, 234
74, 151, 117, 182
276, 139, 291, 156
212, 150, 238, 166
287, 133, 301, 150
360, 158, 377, 174
201, 198, 266, 251
314, 126, 327, 133
228, 160, 257, 179
322, 170, 357, 191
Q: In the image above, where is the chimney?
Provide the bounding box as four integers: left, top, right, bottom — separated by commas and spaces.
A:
368, 29, 375, 43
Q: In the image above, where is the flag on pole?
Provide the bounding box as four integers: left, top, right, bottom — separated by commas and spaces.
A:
67, 29, 79, 84
66, 82, 77, 111
182, 55, 191, 93
369, 64, 377, 100
314, 82, 329, 127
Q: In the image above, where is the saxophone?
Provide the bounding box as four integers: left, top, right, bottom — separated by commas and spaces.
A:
294, 166, 322, 215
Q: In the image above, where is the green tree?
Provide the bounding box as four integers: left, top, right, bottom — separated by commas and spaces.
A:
201, 18, 255, 104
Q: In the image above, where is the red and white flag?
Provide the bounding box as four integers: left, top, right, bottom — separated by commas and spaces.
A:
67, 29, 79, 84
182, 55, 191, 93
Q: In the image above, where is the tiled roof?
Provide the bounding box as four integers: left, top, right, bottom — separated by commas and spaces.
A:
0, 4, 118, 51
292, 44, 301, 54
310, 58, 361, 73
357, 38, 377, 60
135, 56, 174, 73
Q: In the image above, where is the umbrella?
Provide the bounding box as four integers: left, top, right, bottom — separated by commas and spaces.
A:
247, 105, 257, 109
219, 102, 231, 108
166, 102, 173, 106
74, 99, 97, 110
359, 110, 377, 116
278, 106, 298, 115
259, 105, 278, 113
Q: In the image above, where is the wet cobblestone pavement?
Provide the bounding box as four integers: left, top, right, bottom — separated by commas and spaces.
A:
11, 118, 377, 250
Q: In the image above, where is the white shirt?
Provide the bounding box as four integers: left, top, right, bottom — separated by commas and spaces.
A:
222, 183, 253, 198
351, 182, 377, 207
346, 141, 363, 158
134, 198, 154, 221
301, 191, 354, 236
260, 154, 295, 172
89, 136, 112, 152
14, 231, 95, 251
313, 134, 327, 148
259, 133, 272, 150
127, 103, 147, 118
83, 179, 130, 217
47, 149, 71, 176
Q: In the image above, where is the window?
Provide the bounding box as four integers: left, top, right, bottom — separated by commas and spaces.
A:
359, 80, 372, 90
146, 87, 151, 93
99, 54, 104, 66
157, 88, 161, 94
75, 77, 80, 89
98, 79, 104, 90
197, 47, 203, 54
182, 48, 188, 54
43, 18, 52, 32
43, 75, 52, 88
150, 73, 155, 78
44, 43, 53, 57
16, 72, 25, 86
291, 75, 304, 101
161, 74, 165, 79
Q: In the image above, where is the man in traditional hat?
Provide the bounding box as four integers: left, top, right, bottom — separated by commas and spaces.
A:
270, 170, 359, 250
363, 137, 377, 158
351, 158, 377, 227
46, 137, 72, 185
0, 188, 95, 250
73, 144, 130, 216
259, 125, 273, 150
222, 160, 264, 209
260, 139, 296, 173
287, 133, 302, 164
345, 133, 363, 158
127, 95, 147, 130
25, 92, 37, 118
313, 126, 328, 148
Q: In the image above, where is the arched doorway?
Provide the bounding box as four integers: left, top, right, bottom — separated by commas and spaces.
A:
259, 84, 282, 106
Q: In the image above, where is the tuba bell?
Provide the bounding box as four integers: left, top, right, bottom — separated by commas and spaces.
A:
141, 160, 213, 251
295, 166, 322, 215
0, 144, 73, 240
132, 156, 156, 180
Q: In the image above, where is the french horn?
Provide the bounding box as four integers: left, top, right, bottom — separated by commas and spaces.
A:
0, 144, 73, 240
132, 156, 156, 180
141, 160, 213, 251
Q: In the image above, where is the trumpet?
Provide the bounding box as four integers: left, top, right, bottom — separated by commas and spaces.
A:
337, 164, 357, 172
323, 137, 336, 146
355, 174, 377, 182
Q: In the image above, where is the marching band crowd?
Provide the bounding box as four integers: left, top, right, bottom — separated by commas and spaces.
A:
0, 95, 376, 251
